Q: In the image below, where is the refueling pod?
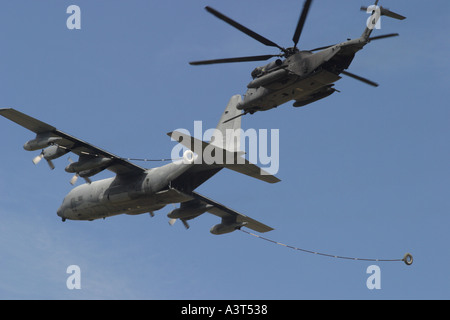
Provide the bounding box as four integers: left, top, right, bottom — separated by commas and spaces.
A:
210, 220, 247, 235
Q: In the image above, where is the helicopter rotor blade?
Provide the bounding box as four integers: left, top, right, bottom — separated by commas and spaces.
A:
368, 33, 399, 41
46, 159, 55, 170
341, 71, 379, 87
222, 111, 249, 124
205, 6, 286, 53
360, 6, 406, 21
189, 54, 280, 66
292, 0, 313, 48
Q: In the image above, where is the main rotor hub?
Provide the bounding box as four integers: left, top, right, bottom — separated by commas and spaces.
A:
284, 47, 300, 57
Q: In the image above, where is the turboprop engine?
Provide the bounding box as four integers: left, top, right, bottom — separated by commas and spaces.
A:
65, 157, 113, 185
32, 145, 70, 169
65, 157, 112, 173
167, 202, 213, 229
167, 203, 212, 220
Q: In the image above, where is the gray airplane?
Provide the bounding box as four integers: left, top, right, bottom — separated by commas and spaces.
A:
190, 0, 405, 121
0, 95, 279, 235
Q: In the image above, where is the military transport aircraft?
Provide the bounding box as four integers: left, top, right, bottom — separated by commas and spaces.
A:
0, 95, 279, 235
190, 0, 405, 121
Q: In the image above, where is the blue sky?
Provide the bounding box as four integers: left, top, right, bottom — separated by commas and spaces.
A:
0, 0, 448, 299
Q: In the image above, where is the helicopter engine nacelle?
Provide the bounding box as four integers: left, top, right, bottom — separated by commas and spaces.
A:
247, 69, 288, 89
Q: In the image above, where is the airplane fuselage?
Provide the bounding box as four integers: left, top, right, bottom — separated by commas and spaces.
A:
57, 161, 193, 221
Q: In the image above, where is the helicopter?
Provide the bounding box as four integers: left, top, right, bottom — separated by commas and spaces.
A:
190, 0, 406, 121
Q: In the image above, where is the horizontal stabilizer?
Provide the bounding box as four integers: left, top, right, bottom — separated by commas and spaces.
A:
168, 130, 280, 184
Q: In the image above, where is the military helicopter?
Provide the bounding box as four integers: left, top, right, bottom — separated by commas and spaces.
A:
190, 0, 406, 121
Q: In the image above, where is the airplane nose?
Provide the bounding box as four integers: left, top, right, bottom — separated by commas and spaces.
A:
57, 207, 66, 222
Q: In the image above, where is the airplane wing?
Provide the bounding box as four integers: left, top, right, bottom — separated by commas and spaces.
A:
0, 108, 146, 177
189, 191, 274, 233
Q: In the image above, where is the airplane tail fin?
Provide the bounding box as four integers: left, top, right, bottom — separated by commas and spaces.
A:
167, 94, 280, 184
210, 94, 243, 152
168, 130, 280, 184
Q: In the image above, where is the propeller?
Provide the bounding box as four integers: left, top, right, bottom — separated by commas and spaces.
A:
70, 173, 79, 186
67, 157, 77, 185
67, 157, 91, 185
32, 150, 55, 170
69, 173, 91, 185
168, 217, 190, 229
189, 0, 314, 66
32, 153, 44, 165
181, 220, 190, 229
167, 204, 190, 229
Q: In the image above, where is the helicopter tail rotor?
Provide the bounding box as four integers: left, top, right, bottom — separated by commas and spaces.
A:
361, 2, 406, 41
360, 5, 406, 21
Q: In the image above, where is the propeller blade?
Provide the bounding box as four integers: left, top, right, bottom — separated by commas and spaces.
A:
341, 70, 379, 87
380, 9, 406, 21
361, 6, 406, 21
83, 177, 92, 184
190, 54, 279, 66
368, 33, 399, 41
32, 153, 44, 165
205, 6, 285, 52
292, 0, 313, 47
46, 159, 55, 170
70, 174, 79, 185
181, 220, 190, 230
